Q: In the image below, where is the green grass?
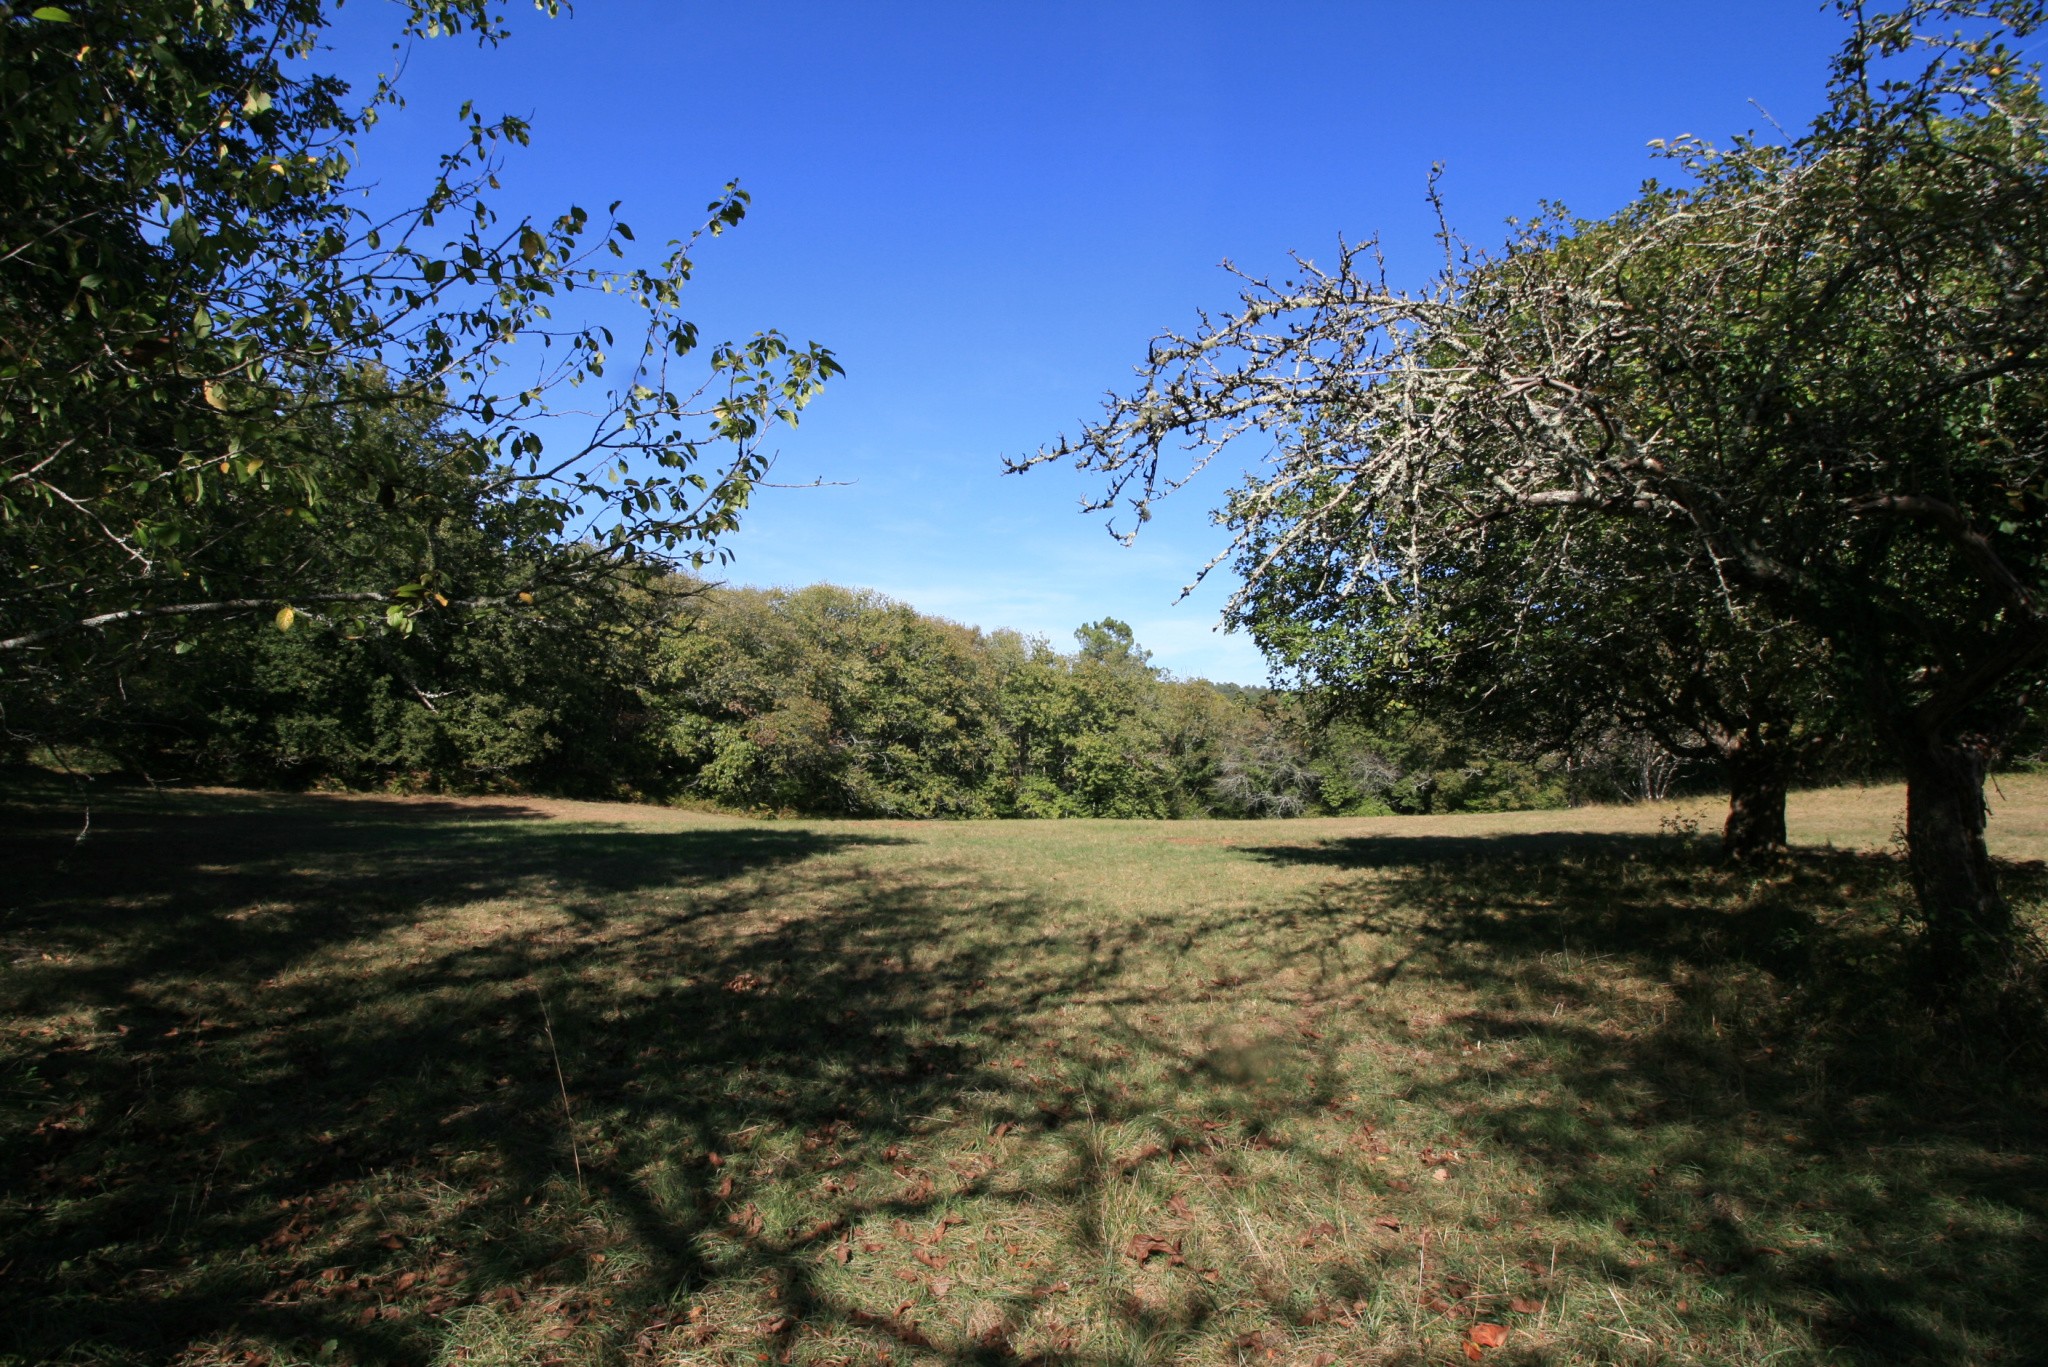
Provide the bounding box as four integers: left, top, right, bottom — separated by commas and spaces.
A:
3, 777, 2046, 1366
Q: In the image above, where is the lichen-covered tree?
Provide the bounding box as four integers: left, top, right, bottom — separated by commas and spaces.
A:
1018, 1, 2048, 980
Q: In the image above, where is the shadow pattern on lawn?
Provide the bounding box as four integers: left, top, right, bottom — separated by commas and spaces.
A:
2, 788, 1014, 1363
1244, 832, 2048, 1366
3, 785, 2045, 1366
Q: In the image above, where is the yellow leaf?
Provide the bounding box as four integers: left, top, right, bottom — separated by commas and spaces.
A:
274, 606, 295, 632
518, 591, 534, 604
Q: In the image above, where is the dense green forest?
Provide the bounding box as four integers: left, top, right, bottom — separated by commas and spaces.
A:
24, 569, 1662, 819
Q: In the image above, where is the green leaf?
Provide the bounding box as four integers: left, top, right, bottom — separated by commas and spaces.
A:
30, 7, 73, 21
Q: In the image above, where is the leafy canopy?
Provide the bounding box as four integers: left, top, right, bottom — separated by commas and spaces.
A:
0, 0, 840, 665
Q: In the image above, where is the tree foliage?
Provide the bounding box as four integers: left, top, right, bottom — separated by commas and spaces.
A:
46, 557, 1603, 820
0, 0, 839, 706
1018, 1, 2048, 977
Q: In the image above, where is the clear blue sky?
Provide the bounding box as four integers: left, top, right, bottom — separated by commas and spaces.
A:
329, 1, 1848, 683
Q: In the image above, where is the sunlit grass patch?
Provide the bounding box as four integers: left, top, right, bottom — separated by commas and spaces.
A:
2, 776, 2046, 1364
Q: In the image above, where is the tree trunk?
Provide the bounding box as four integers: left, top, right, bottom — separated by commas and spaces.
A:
1901, 735, 2012, 983
1721, 741, 1788, 863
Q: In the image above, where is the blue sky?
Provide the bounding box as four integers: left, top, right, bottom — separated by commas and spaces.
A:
329, 1, 1849, 682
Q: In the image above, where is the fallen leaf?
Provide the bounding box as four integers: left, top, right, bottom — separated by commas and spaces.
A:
1167, 1194, 1192, 1219
1432, 1166, 1450, 1182
1122, 1233, 1183, 1266
1463, 1344, 1483, 1362
1509, 1296, 1542, 1314
833, 1236, 853, 1266
912, 1248, 949, 1270
706, 1152, 723, 1168
1468, 1322, 1509, 1350
1296, 1220, 1339, 1248
929, 1276, 953, 1298
715, 1175, 734, 1200
1117, 1142, 1166, 1170
1374, 1216, 1403, 1232
990, 1122, 1013, 1140
1676, 1298, 1690, 1314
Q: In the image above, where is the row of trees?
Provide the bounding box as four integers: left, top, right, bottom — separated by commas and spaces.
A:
1019, 0, 2048, 981
41, 545, 1677, 819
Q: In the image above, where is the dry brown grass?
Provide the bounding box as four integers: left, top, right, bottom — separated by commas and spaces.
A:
3, 776, 2045, 1366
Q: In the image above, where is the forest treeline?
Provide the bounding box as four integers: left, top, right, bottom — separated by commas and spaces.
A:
38, 576, 1687, 818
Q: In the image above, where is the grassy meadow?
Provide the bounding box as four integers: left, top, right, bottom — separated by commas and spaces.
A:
3, 777, 2047, 1366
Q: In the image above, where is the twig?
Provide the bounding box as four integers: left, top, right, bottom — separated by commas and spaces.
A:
536, 991, 584, 1196
40, 745, 94, 871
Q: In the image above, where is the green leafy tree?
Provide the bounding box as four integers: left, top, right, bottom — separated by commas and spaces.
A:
1245, 500, 1844, 856
63, 386, 679, 793
652, 585, 1007, 816
1019, 2, 2048, 979
0, 0, 838, 701
1002, 622, 1176, 817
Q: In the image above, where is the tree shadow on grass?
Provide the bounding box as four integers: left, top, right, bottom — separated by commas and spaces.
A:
15, 787, 2048, 1366
1246, 831, 2048, 1366
0, 785, 1142, 1365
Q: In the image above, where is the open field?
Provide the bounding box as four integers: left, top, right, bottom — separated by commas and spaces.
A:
3, 778, 2047, 1366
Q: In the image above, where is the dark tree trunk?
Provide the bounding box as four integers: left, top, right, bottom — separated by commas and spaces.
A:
1720, 737, 1788, 863
1900, 734, 2012, 983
